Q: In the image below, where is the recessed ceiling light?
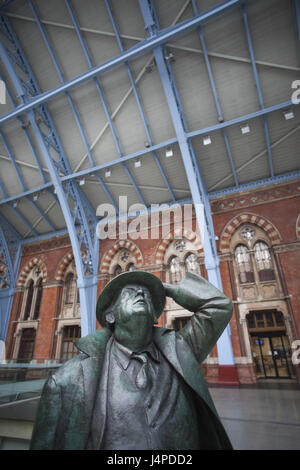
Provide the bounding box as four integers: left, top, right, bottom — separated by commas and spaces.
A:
13, 201, 18, 208
79, 178, 85, 186
165, 147, 173, 157
134, 159, 141, 168
203, 136, 211, 146
33, 194, 39, 201
105, 170, 111, 178
241, 124, 250, 134
284, 110, 294, 120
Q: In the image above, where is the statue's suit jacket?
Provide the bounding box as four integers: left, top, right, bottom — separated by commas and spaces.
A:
30, 273, 233, 450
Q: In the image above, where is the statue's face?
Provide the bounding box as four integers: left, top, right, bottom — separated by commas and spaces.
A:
114, 283, 156, 326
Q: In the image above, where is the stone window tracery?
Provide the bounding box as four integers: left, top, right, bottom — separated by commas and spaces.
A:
254, 241, 275, 281
234, 244, 255, 284
108, 247, 140, 278
185, 253, 200, 275
230, 223, 281, 302
169, 256, 182, 284
20, 268, 43, 322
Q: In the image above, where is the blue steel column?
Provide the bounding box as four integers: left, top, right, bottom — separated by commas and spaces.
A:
0, 215, 22, 359
0, 13, 99, 336
139, 0, 235, 369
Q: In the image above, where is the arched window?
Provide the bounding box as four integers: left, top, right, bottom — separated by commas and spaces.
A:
185, 253, 200, 275
33, 278, 43, 320
234, 244, 254, 284
169, 256, 182, 284
113, 264, 122, 277
126, 263, 136, 272
254, 241, 275, 281
65, 272, 76, 305
23, 279, 34, 320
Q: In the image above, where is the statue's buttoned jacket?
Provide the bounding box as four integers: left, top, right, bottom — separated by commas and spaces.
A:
30, 273, 233, 450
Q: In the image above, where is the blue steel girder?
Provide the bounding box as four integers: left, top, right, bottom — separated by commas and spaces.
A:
0, 214, 22, 342
0, 124, 57, 231
28, 0, 144, 208
0, 95, 296, 210
0, 0, 242, 125
0, 12, 99, 334
102, 0, 176, 203
34, 0, 145, 208
28, 0, 119, 213
139, 0, 235, 366
241, 1, 274, 177
191, 0, 239, 187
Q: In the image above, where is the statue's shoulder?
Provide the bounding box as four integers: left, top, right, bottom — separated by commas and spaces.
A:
51, 328, 111, 386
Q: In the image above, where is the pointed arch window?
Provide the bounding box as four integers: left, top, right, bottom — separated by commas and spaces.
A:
23, 279, 34, 320
234, 244, 254, 284
185, 253, 200, 275
113, 264, 122, 277
169, 256, 182, 284
65, 272, 76, 305
126, 263, 136, 272
33, 278, 43, 320
254, 241, 275, 281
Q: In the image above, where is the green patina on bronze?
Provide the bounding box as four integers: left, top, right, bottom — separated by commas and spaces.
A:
30, 271, 234, 450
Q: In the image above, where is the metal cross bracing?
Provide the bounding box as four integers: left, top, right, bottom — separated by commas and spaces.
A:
0, 213, 21, 343
241, 0, 274, 178
138, 0, 235, 366
102, 0, 176, 203
0, 0, 243, 125
43, 0, 146, 209
191, 0, 239, 188
0, 12, 100, 335
28, 0, 119, 214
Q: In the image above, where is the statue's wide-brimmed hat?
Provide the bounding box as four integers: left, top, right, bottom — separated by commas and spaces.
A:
96, 270, 166, 327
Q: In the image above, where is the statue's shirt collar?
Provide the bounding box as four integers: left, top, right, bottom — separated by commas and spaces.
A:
113, 339, 160, 370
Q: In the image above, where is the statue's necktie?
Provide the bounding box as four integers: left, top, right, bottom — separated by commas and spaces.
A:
132, 352, 150, 389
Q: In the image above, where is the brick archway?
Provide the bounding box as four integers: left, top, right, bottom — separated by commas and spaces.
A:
100, 240, 143, 273
55, 251, 74, 281
219, 213, 282, 253
155, 228, 202, 265
17, 257, 48, 286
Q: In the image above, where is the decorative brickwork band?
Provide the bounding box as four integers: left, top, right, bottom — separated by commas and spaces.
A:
100, 240, 143, 273
17, 257, 48, 286
219, 213, 282, 253
155, 228, 202, 265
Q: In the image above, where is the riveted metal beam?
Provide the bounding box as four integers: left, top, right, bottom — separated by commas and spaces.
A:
0, 0, 242, 126
0, 12, 99, 336
103, 0, 176, 202
241, 1, 274, 177
0, 213, 22, 345
139, 0, 235, 366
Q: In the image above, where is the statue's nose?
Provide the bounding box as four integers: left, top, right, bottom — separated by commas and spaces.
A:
136, 288, 144, 296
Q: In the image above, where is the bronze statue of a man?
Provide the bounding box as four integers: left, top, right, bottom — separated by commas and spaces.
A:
30, 271, 233, 450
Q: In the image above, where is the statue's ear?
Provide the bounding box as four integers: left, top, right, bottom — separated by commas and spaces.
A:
105, 312, 115, 326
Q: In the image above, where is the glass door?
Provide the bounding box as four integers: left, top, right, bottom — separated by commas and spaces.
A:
250, 333, 294, 379
269, 335, 293, 378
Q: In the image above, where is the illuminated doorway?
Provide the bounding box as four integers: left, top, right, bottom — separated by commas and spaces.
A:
247, 310, 295, 379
